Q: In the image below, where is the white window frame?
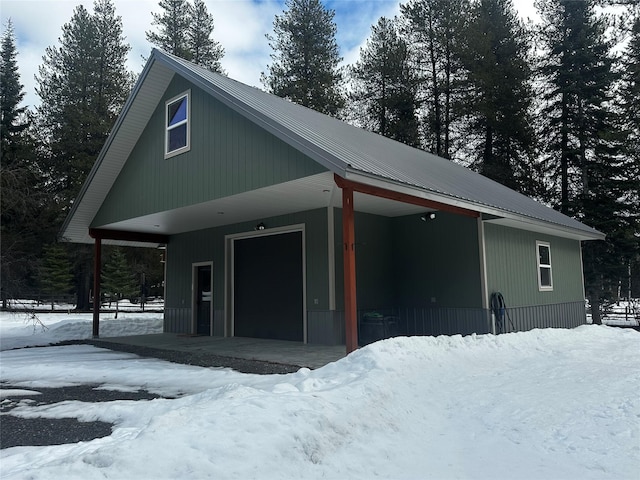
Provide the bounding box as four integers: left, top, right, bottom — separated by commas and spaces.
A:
536, 241, 553, 291
164, 90, 191, 158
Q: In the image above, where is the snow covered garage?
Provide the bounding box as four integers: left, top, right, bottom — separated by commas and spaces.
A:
60, 49, 604, 353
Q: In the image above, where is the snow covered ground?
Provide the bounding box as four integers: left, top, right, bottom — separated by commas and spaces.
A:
0, 311, 163, 351
3, 298, 164, 312
600, 300, 640, 327
0, 311, 639, 479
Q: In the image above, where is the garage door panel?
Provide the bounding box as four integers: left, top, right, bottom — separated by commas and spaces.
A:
234, 231, 303, 341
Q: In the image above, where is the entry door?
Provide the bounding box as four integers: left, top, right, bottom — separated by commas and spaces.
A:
195, 264, 212, 335
233, 231, 303, 341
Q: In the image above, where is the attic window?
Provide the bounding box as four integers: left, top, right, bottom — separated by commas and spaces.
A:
536, 241, 553, 291
165, 91, 190, 158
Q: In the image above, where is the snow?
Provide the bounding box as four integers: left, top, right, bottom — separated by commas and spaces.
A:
0, 311, 163, 351
1, 311, 639, 479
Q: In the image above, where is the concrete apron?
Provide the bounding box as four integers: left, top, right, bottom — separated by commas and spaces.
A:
91, 333, 346, 370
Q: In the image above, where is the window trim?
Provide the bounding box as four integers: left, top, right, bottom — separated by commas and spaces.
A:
164, 90, 191, 158
536, 241, 553, 291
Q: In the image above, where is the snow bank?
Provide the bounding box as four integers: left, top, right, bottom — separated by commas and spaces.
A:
1, 325, 638, 479
0, 312, 163, 351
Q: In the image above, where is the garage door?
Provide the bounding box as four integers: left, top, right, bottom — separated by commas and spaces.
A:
233, 231, 303, 341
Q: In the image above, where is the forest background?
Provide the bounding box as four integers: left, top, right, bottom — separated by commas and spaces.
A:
1, 0, 638, 322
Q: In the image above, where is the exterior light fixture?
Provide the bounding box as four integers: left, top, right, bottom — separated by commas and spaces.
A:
420, 212, 437, 221
255, 222, 266, 231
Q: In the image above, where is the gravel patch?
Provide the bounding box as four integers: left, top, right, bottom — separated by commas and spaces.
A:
0, 385, 162, 449
57, 339, 301, 374
1, 340, 298, 449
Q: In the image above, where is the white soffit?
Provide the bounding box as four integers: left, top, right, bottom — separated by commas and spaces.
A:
95, 172, 430, 236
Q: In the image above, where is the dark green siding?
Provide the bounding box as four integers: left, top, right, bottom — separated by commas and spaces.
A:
332, 210, 483, 310
333, 211, 395, 311
391, 212, 483, 308
92, 76, 326, 227
483, 223, 585, 307
164, 208, 329, 337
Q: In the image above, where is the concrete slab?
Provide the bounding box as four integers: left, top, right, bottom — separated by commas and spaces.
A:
93, 333, 346, 370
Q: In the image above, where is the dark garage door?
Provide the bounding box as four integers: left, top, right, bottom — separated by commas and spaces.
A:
233, 231, 303, 341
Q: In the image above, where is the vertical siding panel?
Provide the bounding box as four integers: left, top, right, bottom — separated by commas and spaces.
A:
164, 208, 331, 340
484, 223, 585, 313
93, 75, 326, 228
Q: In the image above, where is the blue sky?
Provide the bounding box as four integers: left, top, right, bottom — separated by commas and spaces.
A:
1, 0, 537, 110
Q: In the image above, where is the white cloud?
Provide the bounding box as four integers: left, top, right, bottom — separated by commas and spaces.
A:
2, 0, 539, 111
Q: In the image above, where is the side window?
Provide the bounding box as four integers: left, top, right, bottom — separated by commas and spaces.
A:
165, 91, 190, 158
536, 241, 553, 291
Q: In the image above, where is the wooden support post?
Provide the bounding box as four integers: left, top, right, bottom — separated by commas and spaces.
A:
342, 185, 358, 354
93, 236, 101, 338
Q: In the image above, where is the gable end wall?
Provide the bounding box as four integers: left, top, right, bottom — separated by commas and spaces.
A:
92, 75, 326, 227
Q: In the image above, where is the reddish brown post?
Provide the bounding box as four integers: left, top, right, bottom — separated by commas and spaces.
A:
342, 185, 358, 354
93, 236, 101, 338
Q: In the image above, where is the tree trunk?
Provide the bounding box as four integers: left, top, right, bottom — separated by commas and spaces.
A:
76, 267, 91, 310
590, 295, 602, 325
560, 93, 570, 214
428, 14, 441, 156
75, 245, 93, 310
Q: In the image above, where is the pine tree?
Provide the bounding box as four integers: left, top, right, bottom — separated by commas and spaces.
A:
146, 0, 191, 59
620, 13, 640, 210
188, 0, 224, 72
37, 1, 131, 204
262, 0, 344, 116
616, 12, 640, 304
0, 20, 42, 307
146, 0, 224, 72
536, 0, 630, 322
102, 248, 137, 318
0, 19, 27, 155
93, 0, 133, 118
36, 0, 132, 310
350, 17, 419, 147
537, 0, 614, 215
40, 244, 74, 310
400, 0, 469, 158
459, 0, 537, 194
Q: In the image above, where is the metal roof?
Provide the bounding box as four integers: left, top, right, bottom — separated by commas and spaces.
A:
60, 49, 604, 245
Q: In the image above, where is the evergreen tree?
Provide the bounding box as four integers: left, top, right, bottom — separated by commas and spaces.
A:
616, 12, 640, 303
262, 0, 344, 116
37, 1, 131, 205
146, 0, 191, 59
349, 17, 419, 147
36, 0, 132, 309
536, 0, 614, 215
459, 0, 537, 194
102, 248, 137, 318
39, 244, 74, 310
93, 0, 134, 118
536, 0, 631, 322
400, 0, 469, 158
0, 19, 27, 153
0, 20, 42, 307
188, 0, 224, 72
619, 13, 640, 209
146, 0, 224, 72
